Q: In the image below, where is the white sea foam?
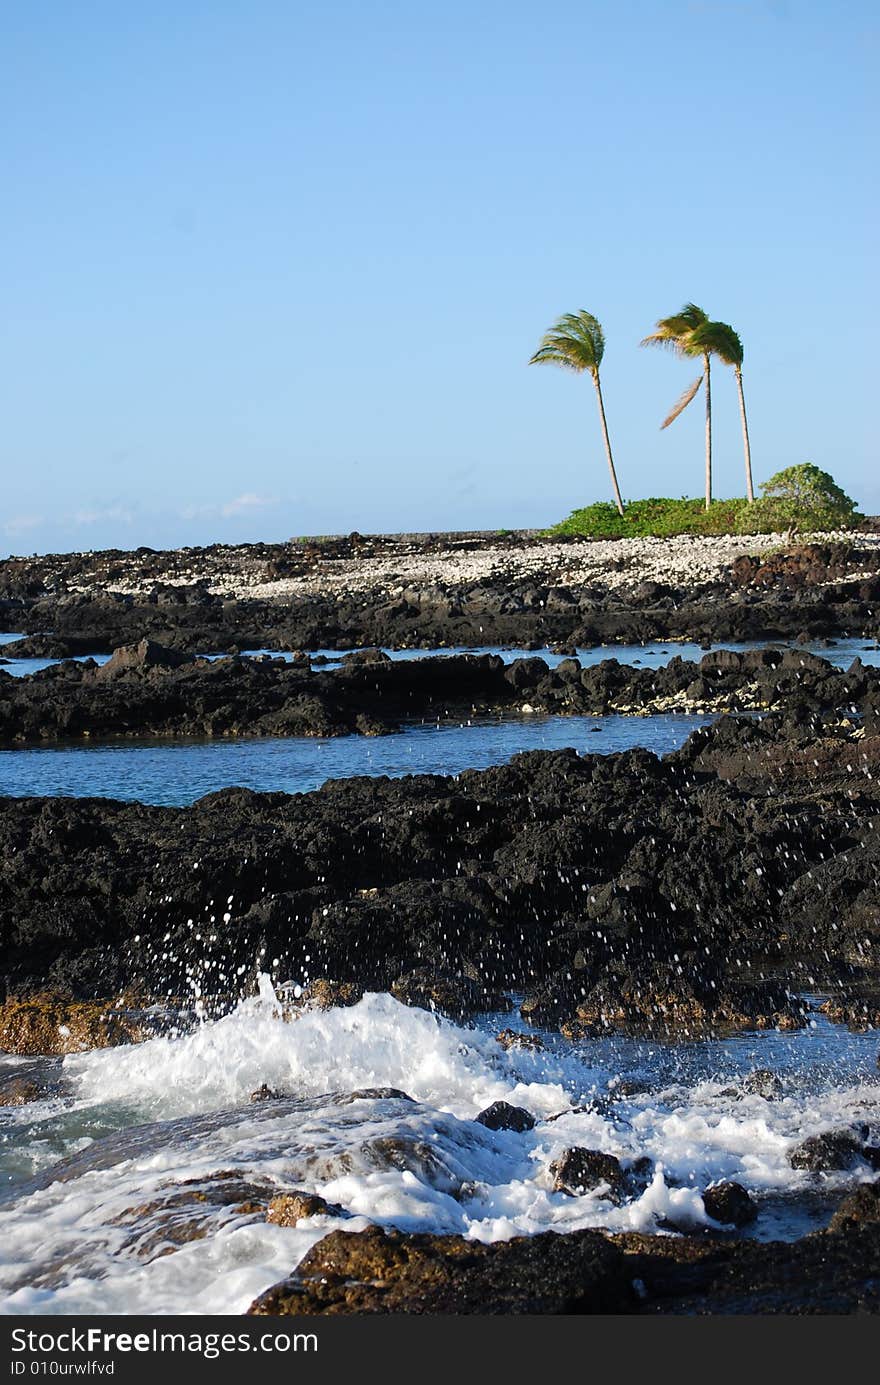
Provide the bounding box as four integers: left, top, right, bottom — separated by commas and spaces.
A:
0, 984, 877, 1315
64, 984, 577, 1121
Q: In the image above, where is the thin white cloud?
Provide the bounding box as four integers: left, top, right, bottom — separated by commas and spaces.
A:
3, 513, 44, 536
73, 505, 134, 527
220, 493, 278, 518
178, 503, 216, 521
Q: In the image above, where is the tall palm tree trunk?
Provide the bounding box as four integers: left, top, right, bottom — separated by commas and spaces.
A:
736, 365, 754, 502
703, 352, 712, 510
592, 370, 624, 516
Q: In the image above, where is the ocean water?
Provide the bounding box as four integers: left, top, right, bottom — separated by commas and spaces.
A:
0, 712, 709, 805
2, 633, 879, 678
0, 982, 877, 1315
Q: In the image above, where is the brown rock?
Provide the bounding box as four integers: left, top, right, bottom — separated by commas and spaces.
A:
267, 1192, 346, 1227
611, 1221, 880, 1312
111, 1171, 271, 1261
0, 993, 147, 1056
247, 1224, 635, 1315
0, 1077, 49, 1106
827, 1182, 880, 1233
789, 1129, 867, 1172
391, 967, 509, 1019
297, 978, 363, 1010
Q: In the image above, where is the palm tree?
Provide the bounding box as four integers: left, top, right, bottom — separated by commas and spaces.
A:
699, 320, 754, 503
640, 304, 716, 510
529, 310, 625, 516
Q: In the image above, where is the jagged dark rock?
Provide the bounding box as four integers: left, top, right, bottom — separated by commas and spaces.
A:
0, 726, 878, 1045
1, 637, 877, 747
475, 1101, 536, 1133
741, 1069, 783, 1100
827, 1182, 880, 1233
2, 536, 878, 656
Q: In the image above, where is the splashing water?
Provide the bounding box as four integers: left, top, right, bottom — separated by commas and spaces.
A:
0, 981, 877, 1316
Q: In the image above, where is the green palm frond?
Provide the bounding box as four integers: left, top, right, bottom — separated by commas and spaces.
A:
639, 330, 691, 356
692, 319, 744, 367
640, 303, 709, 358
661, 373, 704, 429
674, 303, 710, 330
529, 309, 605, 373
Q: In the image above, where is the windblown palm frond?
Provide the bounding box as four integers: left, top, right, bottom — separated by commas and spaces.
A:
673, 303, 710, 330
661, 373, 704, 429
640, 303, 709, 357
529, 310, 605, 373
691, 319, 743, 367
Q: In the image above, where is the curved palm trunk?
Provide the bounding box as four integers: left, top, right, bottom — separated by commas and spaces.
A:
736, 365, 754, 502
703, 352, 712, 510
592, 370, 624, 516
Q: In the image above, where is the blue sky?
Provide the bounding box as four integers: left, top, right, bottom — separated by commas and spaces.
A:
1, 1, 876, 555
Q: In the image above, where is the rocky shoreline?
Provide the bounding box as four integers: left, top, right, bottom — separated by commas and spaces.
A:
2, 698, 877, 1041
1, 637, 876, 743
2, 533, 880, 652
2, 532, 879, 1316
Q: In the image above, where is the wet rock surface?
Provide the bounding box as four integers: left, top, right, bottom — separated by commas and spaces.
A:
248, 1223, 636, 1314
788, 1129, 880, 1173
475, 1101, 536, 1133
827, 1182, 880, 1233
248, 1200, 880, 1315
613, 1216, 880, 1313
107, 1171, 275, 1261
0, 1075, 54, 1106
549, 1148, 629, 1200
741, 1069, 783, 1100
0, 992, 149, 1056
266, 1192, 346, 1226
4, 535, 880, 1314
702, 1181, 758, 1226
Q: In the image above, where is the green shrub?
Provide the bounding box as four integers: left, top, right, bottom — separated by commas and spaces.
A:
744, 464, 859, 533
547, 496, 749, 538
546, 466, 860, 539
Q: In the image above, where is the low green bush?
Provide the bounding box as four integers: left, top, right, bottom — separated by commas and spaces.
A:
546, 466, 860, 539
745, 464, 860, 533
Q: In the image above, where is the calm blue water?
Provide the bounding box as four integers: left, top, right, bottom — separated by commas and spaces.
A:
0, 634, 111, 678
2, 633, 879, 678
0, 629, 869, 805
0, 712, 708, 806
297, 637, 880, 670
